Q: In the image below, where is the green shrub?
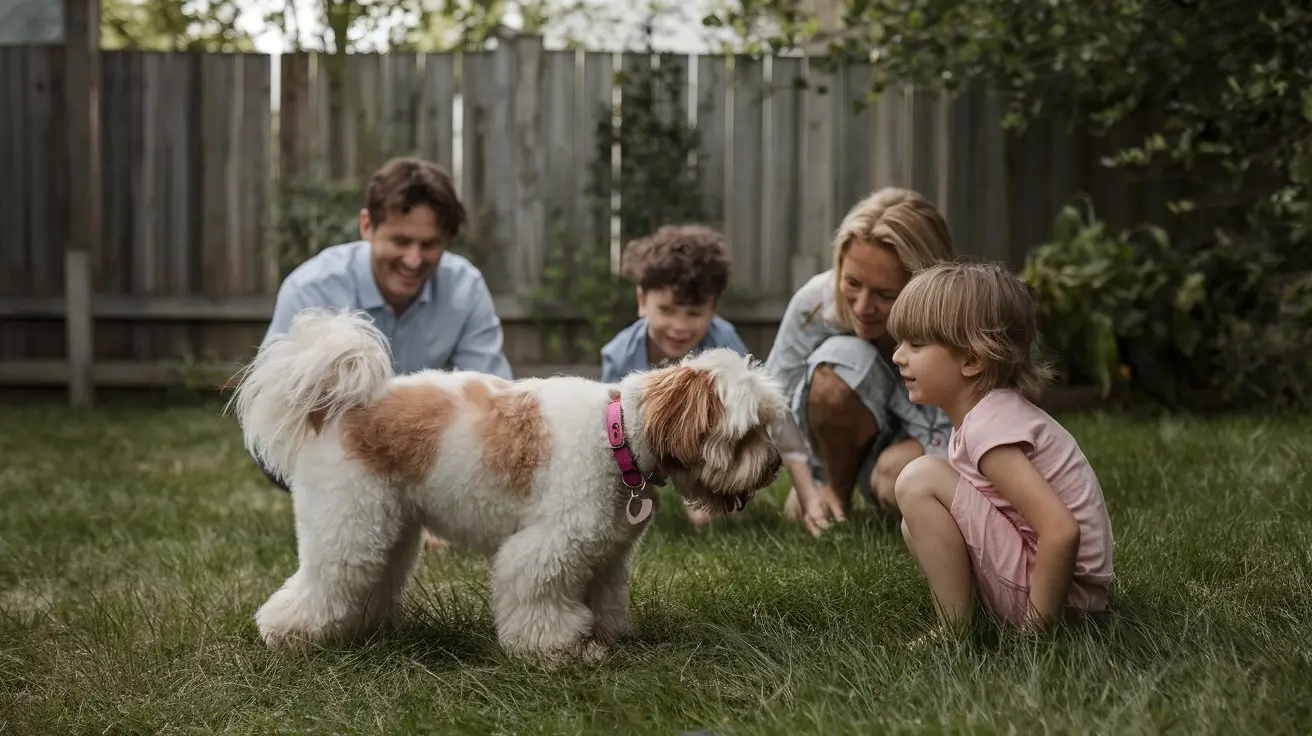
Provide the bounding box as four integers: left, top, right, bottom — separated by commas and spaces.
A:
1023, 197, 1312, 412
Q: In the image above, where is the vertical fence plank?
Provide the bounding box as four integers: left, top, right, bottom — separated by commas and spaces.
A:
418, 53, 456, 173
94, 50, 129, 360
513, 35, 546, 293
166, 53, 197, 355
871, 83, 910, 192
460, 51, 490, 249
352, 52, 383, 175
797, 56, 836, 288
760, 55, 802, 301
99, 51, 126, 298
25, 48, 50, 296
578, 51, 613, 252
835, 63, 873, 212
380, 52, 417, 158
617, 51, 650, 248
695, 54, 729, 232
279, 53, 310, 186
949, 88, 1010, 263
656, 53, 689, 127
199, 52, 233, 370
27, 46, 65, 360
241, 53, 271, 294
484, 42, 516, 292
0, 49, 26, 359
728, 55, 763, 293
909, 88, 946, 207
542, 50, 578, 262
311, 53, 333, 179
149, 52, 185, 360
65, 250, 93, 406
135, 52, 164, 361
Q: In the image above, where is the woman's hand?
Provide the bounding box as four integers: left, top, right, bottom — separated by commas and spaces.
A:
801, 484, 847, 538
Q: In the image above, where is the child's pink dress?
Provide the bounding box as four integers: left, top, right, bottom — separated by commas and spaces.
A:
948, 389, 1115, 624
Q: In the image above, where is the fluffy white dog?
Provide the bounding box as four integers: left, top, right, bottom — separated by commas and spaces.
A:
228, 308, 787, 662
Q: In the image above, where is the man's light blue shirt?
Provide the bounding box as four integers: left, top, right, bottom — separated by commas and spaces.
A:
600, 315, 749, 383
263, 240, 513, 379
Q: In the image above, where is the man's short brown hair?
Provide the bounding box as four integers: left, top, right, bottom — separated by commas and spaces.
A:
620, 224, 733, 306
364, 157, 466, 239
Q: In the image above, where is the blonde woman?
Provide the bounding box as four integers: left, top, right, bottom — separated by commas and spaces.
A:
766, 188, 957, 535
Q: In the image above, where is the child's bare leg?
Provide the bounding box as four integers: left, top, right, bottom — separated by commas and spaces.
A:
895, 455, 975, 628
684, 499, 715, 527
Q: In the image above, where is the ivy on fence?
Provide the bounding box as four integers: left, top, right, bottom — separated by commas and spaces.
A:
528, 44, 721, 362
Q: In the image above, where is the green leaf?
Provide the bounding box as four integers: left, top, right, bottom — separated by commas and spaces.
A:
1174, 272, 1207, 313
1086, 312, 1119, 398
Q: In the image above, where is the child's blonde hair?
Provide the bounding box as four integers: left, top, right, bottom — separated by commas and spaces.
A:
887, 260, 1054, 402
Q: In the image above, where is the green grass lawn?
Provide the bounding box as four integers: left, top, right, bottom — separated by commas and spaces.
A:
2, 402, 1310, 734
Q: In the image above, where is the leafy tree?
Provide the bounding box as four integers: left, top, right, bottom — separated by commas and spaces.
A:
707, 0, 1312, 248
706, 0, 1312, 410
101, 0, 257, 51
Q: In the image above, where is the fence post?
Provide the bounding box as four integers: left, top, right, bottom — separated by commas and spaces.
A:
65, 251, 93, 406
63, 0, 102, 407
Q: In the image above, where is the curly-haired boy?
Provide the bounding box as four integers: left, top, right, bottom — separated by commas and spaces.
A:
600, 224, 749, 382
600, 225, 821, 528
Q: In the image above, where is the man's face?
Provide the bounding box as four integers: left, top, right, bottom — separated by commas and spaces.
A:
360, 205, 445, 312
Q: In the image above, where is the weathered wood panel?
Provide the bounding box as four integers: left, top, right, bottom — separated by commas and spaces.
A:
0, 43, 1192, 398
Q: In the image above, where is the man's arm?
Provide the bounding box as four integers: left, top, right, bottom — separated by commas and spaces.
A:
263, 277, 319, 348
451, 275, 514, 380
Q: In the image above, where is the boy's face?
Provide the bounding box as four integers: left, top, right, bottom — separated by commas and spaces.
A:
637, 287, 716, 364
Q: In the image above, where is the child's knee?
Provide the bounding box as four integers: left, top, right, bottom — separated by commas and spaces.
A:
872, 449, 914, 508
894, 455, 957, 509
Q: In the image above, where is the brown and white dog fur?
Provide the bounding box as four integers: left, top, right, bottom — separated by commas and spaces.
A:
228, 308, 787, 663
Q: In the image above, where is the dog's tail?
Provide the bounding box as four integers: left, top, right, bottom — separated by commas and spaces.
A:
226, 308, 393, 480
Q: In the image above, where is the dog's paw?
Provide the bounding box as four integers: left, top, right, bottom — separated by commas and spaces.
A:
258, 623, 317, 652
580, 639, 609, 664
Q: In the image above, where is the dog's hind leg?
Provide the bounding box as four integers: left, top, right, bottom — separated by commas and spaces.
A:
490, 524, 597, 664
586, 552, 632, 648
255, 464, 419, 650
372, 516, 426, 623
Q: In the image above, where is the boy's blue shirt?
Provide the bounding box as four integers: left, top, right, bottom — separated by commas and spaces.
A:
600, 315, 750, 383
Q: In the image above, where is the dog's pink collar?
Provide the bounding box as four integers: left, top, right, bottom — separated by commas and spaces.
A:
607, 397, 655, 525
606, 397, 647, 490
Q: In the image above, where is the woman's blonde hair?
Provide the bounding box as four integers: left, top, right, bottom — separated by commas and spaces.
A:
829, 187, 957, 333
887, 260, 1054, 402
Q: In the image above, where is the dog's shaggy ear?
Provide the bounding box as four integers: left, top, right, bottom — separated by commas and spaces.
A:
641, 365, 724, 465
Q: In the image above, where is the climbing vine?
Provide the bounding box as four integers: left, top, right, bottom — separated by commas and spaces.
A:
529, 43, 720, 362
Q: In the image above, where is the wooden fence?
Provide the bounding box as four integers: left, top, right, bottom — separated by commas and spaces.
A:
0, 37, 1177, 402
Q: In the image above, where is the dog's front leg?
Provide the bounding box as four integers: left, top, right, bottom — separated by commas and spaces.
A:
490, 526, 595, 665
586, 554, 631, 649
256, 471, 420, 651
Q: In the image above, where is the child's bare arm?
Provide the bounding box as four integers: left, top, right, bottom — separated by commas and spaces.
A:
978, 444, 1081, 629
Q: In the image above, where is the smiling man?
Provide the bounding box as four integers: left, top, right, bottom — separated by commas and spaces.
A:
254, 157, 512, 504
